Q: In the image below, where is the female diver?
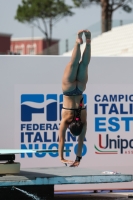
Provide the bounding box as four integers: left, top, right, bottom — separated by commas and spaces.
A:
59, 30, 91, 167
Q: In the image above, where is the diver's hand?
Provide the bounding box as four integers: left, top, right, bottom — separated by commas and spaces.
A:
69, 161, 80, 167
60, 159, 74, 166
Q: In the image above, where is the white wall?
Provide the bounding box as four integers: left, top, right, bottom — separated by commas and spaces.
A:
0, 55, 133, 190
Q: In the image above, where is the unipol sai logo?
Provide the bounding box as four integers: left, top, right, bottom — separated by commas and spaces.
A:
93, 93, 133, 155
20, 93, 88, 158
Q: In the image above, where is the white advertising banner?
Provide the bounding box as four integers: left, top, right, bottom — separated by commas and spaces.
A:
87, 84, 133, 167
14, 83, 133, 168
14, 84, 88, 167
0, 56, 133, 190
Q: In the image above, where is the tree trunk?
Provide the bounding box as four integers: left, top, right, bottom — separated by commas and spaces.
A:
101, 0, 113, 33
45, 34, 51, 55
44, 31, 49, 55
49, 17, 52, 46
45, 19, 52, 55
108, 4, 113, 31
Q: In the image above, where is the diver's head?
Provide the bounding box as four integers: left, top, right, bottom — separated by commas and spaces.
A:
69, 119, 83, 136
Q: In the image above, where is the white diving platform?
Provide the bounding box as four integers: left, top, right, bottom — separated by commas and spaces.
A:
0, 167, 132, 186
0, 167, 132, 199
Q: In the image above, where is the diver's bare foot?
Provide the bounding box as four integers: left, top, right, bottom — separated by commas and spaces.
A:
76, 30, 84, 44
84, 30, 91, 44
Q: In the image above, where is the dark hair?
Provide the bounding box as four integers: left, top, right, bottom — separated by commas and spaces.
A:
69, 120, 83, 136
69, 97, 84, 137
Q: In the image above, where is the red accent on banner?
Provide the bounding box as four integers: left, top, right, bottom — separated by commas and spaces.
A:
99, 134, 106, 149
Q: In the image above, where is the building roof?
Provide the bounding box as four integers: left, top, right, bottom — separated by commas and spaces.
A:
0, 33, 12, 37
11, 37, 59, 41
63, 23, 133, 57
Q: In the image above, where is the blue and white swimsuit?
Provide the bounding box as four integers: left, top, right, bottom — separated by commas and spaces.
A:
63, 86, 86, 111
63, 86, 83, 96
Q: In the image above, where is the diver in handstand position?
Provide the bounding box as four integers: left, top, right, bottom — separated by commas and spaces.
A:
59, 30, 91, 167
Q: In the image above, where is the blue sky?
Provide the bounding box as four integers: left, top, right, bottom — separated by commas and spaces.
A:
0, 0, 133, 40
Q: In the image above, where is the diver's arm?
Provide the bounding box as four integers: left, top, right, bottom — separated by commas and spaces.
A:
59, 120, 73, 164
59, 119, 66, 160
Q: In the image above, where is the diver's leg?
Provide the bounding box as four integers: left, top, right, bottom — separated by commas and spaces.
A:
76, 30, 91, 91
62, 30, 83, 92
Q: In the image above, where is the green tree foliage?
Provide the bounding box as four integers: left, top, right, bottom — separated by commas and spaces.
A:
15, 0, 74, 53
72, 0, 132, 32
